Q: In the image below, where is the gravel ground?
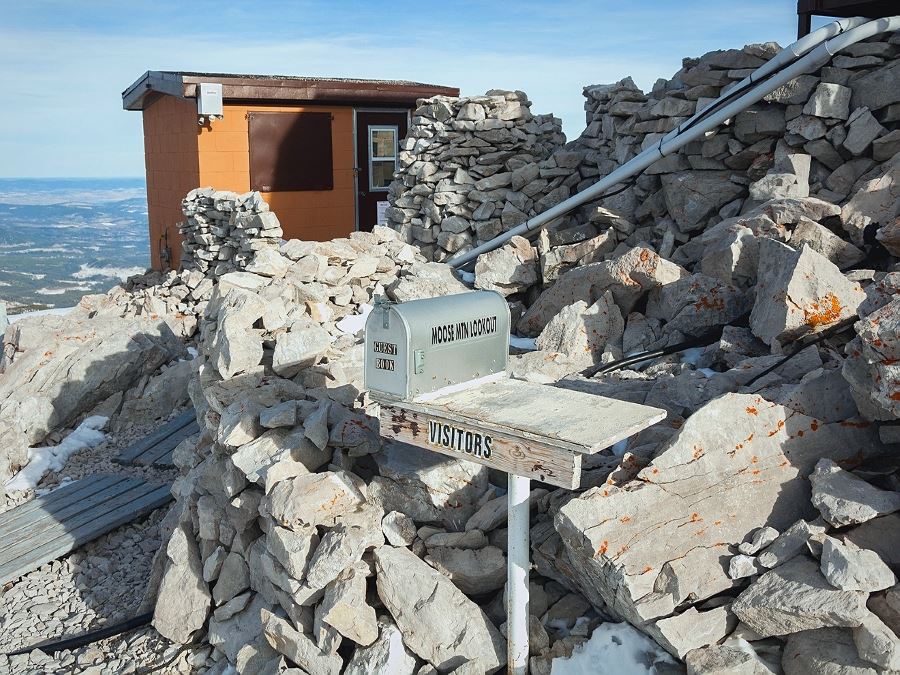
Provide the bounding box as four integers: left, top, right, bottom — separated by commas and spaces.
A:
0, 405, 209, 674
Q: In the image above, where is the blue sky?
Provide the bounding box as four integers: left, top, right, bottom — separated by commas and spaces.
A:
0, 1, 824, 178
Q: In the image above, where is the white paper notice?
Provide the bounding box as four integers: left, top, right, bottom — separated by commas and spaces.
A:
376, 200, 389, 225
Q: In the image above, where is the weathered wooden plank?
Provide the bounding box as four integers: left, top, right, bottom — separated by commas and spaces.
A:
116, 409, 195, 464
0, 474, 121, 533
385, 378, 667, 455
0, 479, 150, 558
134, 420, 199, 467
380, 405, 582, 489
153, 450, 174, 468
0, 483, 172, 586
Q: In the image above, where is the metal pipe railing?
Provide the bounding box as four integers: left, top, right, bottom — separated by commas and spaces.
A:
448, 16, 898, 270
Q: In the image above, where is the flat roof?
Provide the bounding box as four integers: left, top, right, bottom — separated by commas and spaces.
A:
122, 71, 459, 111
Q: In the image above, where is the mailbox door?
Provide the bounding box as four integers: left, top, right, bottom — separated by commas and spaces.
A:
364, 305, 410, 400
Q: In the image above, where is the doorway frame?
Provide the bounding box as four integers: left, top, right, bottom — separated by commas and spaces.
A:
352, 107, 412, 231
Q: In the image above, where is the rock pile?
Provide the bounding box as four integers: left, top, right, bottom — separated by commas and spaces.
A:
151, 226, 621, 673
6, 31, 899, 675
179, 188, 285, 278
384, 91, 567, 260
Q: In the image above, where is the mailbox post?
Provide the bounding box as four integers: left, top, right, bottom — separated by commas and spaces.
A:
366, 292, 667, 674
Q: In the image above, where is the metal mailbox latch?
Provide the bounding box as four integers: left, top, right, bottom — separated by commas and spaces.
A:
414, 349, 425, 374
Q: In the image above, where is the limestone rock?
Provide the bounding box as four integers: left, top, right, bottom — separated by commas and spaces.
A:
789, 219, 865, 269
648, 605, 737, 659
260, 401, 297, 429
208, 593, 272, 664
842, 298, 900, 420
661, 171, 745, 232
739, 526, 779, 556
803, 82, 852, 120
555, 393, 882, 625
387, 262, 468, 302
820, 536, 896, 591
853, 611, 900, 670
646, 273, 750, 337
425, 546, 507, 595
535, 292, 624, 365
272, 322, 331, 377
152, 524, 211, 644
474, 236, 539, 297
0, 315, 184, 483
374, 546, 505, 673
749, 238, 865, 346
261, 609, 342, 675
305, 516, 383, 591
266, 471, 366, 530
344, 618, 417, 675
783, 628, 880, 675
811, 458, 900, 527
842, 151, 900, 246
540, 231, 616, 283
266, 525, 318, 582
317, 564, 378, 646
518, 247, 687, 337
369, 441, 488, 530
732, 556, 867, 638
757, 518, 827, 569
382, 511, 417, 547
685, 640, 776, 675
213, 551, 250, 605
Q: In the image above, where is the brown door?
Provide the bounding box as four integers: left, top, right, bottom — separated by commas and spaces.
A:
355, 110, 408, 231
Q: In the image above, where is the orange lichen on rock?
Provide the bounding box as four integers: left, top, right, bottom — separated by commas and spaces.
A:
746, 406, 758, 415
803, 292, 843, 328
597, 541, 609, 556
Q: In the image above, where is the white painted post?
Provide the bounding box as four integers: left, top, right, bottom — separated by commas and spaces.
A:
507, 473, 530, 674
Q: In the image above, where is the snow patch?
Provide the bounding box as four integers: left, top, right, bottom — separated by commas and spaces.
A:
611, 439, 629, 457
72, 263, 146, 281
9, 306, 75, 323
550, 622, 676, 675
336, 303, 373, 335
510, 335, 537, 351
5, 416, 109, 492
680, 347, 704, 366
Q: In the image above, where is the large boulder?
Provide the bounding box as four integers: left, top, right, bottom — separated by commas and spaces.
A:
555, 393, 883, 626
374, 546, 505, 672
0, 314, 184, 486
152, 523, 212, 643
842, 298, 900, 420
750, 239, 865, 346
841, 151, 900, 246
518, 247, 687, 336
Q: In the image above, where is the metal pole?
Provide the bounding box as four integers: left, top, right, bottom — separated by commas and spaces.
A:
507, 473, 530, 674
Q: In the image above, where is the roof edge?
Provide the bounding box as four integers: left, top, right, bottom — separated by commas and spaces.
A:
122, 71, 458, 111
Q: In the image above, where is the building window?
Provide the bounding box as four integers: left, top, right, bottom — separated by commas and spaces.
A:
248, 111, 334, 192
368, 125, 398, 191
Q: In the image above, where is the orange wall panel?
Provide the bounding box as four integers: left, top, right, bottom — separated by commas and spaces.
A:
197, 103, 358, 242
142, 99, 406, 271
141, 96, 199, 270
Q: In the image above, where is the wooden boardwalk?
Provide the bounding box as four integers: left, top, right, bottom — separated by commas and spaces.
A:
0, 474, 172, 586
115, 409, 199, 468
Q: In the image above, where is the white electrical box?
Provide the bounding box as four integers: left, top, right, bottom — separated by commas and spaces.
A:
197, 83, 223, 117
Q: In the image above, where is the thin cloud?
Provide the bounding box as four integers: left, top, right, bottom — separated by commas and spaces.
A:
0, 1, 797, 177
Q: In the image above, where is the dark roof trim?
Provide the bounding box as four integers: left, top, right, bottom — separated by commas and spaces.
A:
123, 71, 459, 111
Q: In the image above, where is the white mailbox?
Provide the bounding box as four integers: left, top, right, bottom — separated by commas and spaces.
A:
364, 291, 510, 401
